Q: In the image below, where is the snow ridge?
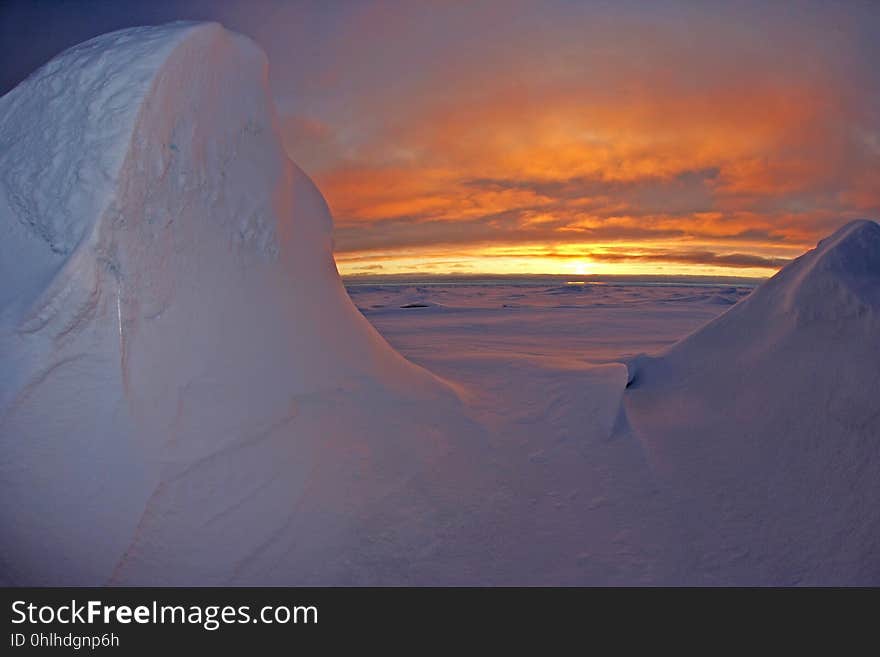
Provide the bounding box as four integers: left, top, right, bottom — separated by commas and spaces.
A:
623, 220, 880, 584
772, 219, 880, 322
0, 23, 201, 257
0, 22, 470, 586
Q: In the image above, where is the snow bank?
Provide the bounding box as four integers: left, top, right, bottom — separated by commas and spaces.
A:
624, 220, 880, 584
0, 23, 478, 585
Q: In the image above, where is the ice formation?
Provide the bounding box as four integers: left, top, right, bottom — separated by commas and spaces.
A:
0, 22, 476, 585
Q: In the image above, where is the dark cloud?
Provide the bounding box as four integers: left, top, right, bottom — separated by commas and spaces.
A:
581, 251, 792, 269
462, 167, 720, 208
333, 210, 796, 253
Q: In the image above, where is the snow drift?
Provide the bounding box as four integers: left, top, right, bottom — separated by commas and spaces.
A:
624, 220, 880, 584
0, 22, 480, 585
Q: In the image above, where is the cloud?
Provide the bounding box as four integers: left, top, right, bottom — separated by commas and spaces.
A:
280, 2, 878, 276
579, 251, 792, 269
5, 0, 877, 275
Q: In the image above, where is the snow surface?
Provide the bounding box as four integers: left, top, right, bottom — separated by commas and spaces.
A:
0, 22, 479, 586
1, 22, 877, 586
624, 220, 880, 584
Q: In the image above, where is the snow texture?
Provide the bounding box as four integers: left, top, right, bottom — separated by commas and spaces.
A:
624, 220, 880, 584
0, 22, 477, 585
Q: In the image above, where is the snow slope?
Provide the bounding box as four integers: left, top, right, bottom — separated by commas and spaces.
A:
0, 22, 481, 585
624, 220, 880, 584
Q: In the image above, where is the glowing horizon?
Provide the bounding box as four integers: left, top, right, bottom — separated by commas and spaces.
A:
333, 240, 801, 279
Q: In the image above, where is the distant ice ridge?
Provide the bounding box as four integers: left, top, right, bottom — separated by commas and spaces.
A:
624, 220, 880, 584
0, 23, 480, 585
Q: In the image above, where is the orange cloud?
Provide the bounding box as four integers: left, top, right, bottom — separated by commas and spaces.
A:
270, 2, 880, 277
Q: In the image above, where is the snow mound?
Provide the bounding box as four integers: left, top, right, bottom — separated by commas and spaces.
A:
753, 219, 880, 323
0, 23, 479, 585
624, 220, 880, 584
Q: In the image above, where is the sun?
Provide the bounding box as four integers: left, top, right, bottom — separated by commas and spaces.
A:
572, 260, 592, 276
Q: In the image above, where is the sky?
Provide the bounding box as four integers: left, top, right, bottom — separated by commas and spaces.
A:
2, 1, 878, 277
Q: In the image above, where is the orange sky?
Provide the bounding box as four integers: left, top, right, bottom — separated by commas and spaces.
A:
250, 2, 880, 277
5, 1, 877, 277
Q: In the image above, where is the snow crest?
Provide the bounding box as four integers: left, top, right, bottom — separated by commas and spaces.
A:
624, 220, 880, 584
0, 23, 477, 585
